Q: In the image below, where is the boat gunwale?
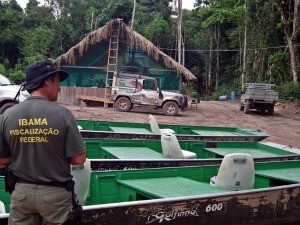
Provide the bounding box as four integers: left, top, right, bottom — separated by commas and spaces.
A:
84, 182, 300, 210
77, 119, 269, 133
80, 130, 269, 141
88, 156, 300, 172
2, 156, 299, 177
0, 183, 299, 219
88, 155, 300, 164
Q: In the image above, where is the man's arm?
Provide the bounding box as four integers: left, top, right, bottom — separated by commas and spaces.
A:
0, 157, 11, 165
69, 153, 86, 165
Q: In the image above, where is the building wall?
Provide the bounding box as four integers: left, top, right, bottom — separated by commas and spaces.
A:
57, 86, 105, 105
57, 46, 182, 105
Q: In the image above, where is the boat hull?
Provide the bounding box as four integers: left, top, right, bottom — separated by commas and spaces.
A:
2, 184, 299, 225
80, 130, 268, 141
89, 156, 300, 171
74, 184, 300, 225
1, 161, 300, 225
77, 119, 269, 141
83, 139, 299, 167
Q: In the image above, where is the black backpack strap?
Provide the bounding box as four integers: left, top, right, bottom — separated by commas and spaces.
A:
13, 83, 24, 102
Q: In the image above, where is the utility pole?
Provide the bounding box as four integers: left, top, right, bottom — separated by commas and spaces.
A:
131, 0, 136, 29
177, 0, 183, 65
241, 0, 247, 90
171, 0, 184, 65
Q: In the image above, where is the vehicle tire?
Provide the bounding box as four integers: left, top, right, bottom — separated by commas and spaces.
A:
267, 105, 274, 115
0, 102, 16, 115
261, 107, 268, 114
239, 102, 244, 111
244, 102, 250, 114
115, 97, 132, 112
163, 101, 179, 116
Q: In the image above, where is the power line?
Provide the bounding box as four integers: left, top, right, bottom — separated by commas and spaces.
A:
159, 44, 300, 52
120, 40, 299, 53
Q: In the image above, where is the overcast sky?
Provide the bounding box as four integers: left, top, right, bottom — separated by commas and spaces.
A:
16, 0, 196, 10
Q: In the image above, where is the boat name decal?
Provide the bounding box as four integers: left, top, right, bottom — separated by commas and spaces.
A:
205, 203, 223, 212
97, 167, 138, 171
146, 205, 199, 224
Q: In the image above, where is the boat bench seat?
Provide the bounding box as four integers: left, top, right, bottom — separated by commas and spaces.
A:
191, 130, 239, 136
117, 177, 227, 199
100, 146, 168, 159
109, 126, 152, 134
204, 147, 287, 158
255, 167, 300, 183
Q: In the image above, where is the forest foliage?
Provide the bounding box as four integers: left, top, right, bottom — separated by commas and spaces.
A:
0, 0, 299, 100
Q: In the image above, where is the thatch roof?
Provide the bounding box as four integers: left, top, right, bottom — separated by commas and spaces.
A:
55, 19, 196, 81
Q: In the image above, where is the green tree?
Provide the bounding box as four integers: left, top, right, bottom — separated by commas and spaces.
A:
98, 0, 133, 25
0, 0, 24, 67
274, 0, 299, 82
0, 0, 298, 101
145, 17, 169, 47
21, 26, 56, 58
133, 0, 174, 50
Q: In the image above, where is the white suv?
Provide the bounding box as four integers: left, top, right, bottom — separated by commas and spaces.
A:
0, 74, 29, 114
111, 67, 188, 116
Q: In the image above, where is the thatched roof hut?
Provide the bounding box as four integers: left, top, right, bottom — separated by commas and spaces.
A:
55, 19, 196, 81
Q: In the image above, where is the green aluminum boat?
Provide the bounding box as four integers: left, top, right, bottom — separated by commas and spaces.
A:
77, 115, 269, 141
1, 159, 300, 225
83, 135, 299, 171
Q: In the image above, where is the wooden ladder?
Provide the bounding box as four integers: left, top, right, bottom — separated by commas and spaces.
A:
104, 19, 122, 108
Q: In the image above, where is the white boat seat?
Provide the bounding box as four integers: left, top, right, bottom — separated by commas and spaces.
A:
181, 150, 198, 159
71, 159, 91, 205
210, 153, 255, 191
0, 201, 5, 214
161, 133, 197, 159
148, 114, 175, 135
78, 125, 83, 130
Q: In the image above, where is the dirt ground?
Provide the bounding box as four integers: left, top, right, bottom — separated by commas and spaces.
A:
64, 100, 300, 149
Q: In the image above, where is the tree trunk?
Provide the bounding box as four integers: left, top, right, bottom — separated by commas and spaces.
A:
90, 11, 94, 31
241, 0, 247, 90
131, 0, 136, 29
208, 36, 213, 93
293, 0, 299, 82
177, 0, 183, 65
215, 24, 220, 91
182, 34, 185, 66
204, 60, 208, 94
274, 0, 299, 82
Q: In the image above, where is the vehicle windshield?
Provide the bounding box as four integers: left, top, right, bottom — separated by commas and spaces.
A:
0, 74, 14, 86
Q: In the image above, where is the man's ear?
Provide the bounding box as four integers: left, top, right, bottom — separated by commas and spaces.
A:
44, 78, 52, 87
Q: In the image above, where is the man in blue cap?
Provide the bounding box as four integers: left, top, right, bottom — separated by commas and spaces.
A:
0, 60, 86, 225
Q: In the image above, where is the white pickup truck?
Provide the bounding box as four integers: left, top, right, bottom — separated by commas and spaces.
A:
0, 74, 29, 114
239, 83, 279, 115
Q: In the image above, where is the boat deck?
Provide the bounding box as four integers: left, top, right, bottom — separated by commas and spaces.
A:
205, 147, 290, 157
101, 146, 168, 159
117, 177, 227, 198
191, 130, 239, 136
113, 162, 300, 201
86, 139, 298, 161
95, 161, 300, 204
256, 167, 300, 183
109, 126, 152, 134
